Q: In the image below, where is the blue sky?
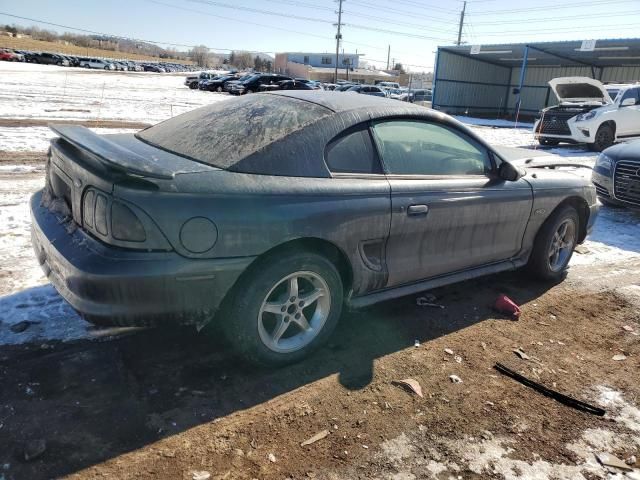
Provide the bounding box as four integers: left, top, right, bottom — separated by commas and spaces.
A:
2, 0, 640, 71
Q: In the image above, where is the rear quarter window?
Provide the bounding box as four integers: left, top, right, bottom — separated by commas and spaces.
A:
136, 95, 332, 170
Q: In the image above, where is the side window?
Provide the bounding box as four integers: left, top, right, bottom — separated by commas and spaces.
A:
325, 127, 381, 174
371, 120, 491, 176
621, 88, 640, 105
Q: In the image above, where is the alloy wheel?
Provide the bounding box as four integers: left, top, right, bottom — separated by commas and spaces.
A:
548, 219, 576, 272
257, 271, 331, 353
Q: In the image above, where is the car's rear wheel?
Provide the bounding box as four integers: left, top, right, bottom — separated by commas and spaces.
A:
216, 86, 223, 92
538, 138, 559, 146
589, 124, 614, 152
222, 251, 343, 366
527, 205, 579, 281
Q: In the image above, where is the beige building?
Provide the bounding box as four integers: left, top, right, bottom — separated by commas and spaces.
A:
275, 52, 399, 84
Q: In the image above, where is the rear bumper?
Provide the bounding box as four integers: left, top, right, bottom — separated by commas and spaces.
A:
30, 190, 255, 325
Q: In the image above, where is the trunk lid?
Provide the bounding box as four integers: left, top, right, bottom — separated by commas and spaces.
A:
548, 77, 612, 105
45, 125, 216, 229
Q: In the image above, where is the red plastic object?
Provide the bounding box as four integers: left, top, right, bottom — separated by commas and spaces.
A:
494, 294, 521, 319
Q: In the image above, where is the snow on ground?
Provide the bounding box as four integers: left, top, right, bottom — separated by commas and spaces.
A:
0, 61, 229, 124
454, 115, 535, 129
378, 385, 640, 480
0, 126, 139, 152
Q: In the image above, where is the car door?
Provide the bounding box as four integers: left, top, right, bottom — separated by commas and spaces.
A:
371, 119, 534, 287
615, 88, 640, 138
324, 124, 391, 293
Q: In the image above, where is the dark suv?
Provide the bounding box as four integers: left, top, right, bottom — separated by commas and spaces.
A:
229, 74, 291, 95
202, 75, 240, 92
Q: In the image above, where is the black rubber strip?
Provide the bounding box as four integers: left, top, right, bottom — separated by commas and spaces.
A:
494, 362, 606, 416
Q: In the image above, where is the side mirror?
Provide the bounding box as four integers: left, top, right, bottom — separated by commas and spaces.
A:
621, 97, 636, 107
499, 161, 525, 182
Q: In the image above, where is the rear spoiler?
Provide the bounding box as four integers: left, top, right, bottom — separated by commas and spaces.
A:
50, 125, 175, 180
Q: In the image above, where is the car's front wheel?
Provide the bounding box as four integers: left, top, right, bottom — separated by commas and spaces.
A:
223, 251, 343, 366
589, 124, 614, 152
216, 86, 223, 92
527, 205, 579, 281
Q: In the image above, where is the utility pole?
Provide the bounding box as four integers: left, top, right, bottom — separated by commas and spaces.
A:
334, 0, 344, 83
386, 45, 390, 70
456, 1, 466, 46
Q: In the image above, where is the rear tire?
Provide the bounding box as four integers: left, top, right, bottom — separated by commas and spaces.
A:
588, 124, 614, 152
216, 86, 223, 92
527, 205, 579, 281
222, 251, 343, 367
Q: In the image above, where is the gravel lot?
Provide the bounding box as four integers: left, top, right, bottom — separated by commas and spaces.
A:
0, 62, 638, 480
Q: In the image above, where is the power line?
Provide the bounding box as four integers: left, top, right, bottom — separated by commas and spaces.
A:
469, 0, 636, 15
346, 23, 452, 41
149, 0, 388, 51
347, 0, 459, 24
186, 0, 334, 24
341, 10, 457, 34
466, 21, 640, 37
470, 10, 640, 25
466, 24, 640, 38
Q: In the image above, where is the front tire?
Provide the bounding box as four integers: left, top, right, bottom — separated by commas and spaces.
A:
222, 251, 343, 366
527, 205, 579, 281
588, 124, 614, 152
216, 86, 223, 92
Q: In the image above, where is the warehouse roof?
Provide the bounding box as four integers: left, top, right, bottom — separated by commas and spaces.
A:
439, 38, 640, 68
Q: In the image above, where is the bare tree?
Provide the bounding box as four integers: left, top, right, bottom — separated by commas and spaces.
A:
230, 51, 254, 70
190, 45, 210, 67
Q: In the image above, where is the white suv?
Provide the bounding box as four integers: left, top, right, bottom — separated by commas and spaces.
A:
534, 77, 640, 152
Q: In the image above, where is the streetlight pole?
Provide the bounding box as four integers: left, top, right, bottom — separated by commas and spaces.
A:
334, 0, 343, 83
456, 1, 466, 46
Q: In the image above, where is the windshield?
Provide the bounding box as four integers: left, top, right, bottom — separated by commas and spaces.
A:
606, 88, 620, 101
136, 95, 331, 170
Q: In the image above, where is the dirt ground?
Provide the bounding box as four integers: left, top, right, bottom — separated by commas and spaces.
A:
1, 261, 639, 479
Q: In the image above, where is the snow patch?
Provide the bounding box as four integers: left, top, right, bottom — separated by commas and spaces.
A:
0, 285, 88, 345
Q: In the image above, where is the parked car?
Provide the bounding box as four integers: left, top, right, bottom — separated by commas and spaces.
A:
32, 52, 69, 66
185, 71, 219, 89
346, 85, 386, 97
31, 91, 597, 366
0, 49, 22, 62
80, 58, 114, 70
592, 139, 640, 208
201, 75, 240, 92
275, 80, 321, 91
534, 77, 640, 152
388, 88, 409, 101
377, 81, 400, 89
223, 73, 255, 92
229, 74, 291, 95
334, 84, 355, 92
410, 89, 433, 103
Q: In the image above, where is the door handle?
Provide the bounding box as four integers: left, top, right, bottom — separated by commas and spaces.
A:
407, 204, 429, 216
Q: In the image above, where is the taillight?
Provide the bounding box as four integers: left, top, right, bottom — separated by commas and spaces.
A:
81, 188, 146, 243
111, 201, 146, 242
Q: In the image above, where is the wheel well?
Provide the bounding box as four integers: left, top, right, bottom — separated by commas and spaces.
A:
250, 238, 353, 293
553, 196, 590, 243
599, 120, 616, 137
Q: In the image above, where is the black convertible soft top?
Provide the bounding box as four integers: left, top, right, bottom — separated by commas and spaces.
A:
136, 91, 493, 178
